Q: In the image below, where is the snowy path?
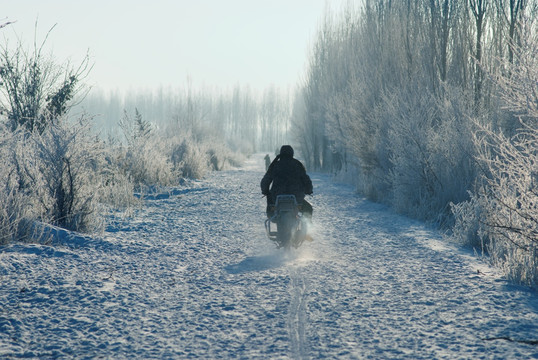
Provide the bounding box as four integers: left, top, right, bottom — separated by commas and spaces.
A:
1, 153, 538, 359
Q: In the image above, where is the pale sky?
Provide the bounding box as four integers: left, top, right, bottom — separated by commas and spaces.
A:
3, 0, 350, 93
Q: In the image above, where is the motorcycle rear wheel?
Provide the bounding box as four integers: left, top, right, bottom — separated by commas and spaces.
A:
277, 215, 295, 250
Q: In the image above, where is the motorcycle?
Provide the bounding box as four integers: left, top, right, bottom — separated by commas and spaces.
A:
264, 194, 308, 250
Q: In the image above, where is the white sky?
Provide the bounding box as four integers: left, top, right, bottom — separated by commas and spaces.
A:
3, 0, 350, 93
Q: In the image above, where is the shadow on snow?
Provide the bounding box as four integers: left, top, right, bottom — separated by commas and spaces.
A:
225, 253, 291, 274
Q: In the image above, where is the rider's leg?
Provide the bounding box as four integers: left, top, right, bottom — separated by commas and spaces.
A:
302, 199, 313, 220
266, 194, 274, 218
300, 199, 314, 241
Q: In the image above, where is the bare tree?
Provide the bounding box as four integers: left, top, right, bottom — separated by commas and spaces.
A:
0, 25, 91, 133
496, 0, 527, 63
469, 0, 489, 109
0, 18, 15, 30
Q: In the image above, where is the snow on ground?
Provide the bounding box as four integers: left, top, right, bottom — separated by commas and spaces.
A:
1, 153, 538, 359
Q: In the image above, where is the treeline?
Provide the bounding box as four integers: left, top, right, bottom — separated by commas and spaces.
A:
293, 0, 538, 285
78, 83, 293, 154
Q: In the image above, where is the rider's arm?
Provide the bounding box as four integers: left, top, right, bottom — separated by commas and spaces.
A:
260, 169, 273, 195
297, 161, 313, 195
261, 155, 280, 195
303, 174, 313, 195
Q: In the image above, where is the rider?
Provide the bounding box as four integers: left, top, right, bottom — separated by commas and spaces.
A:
261, 145, 313, 219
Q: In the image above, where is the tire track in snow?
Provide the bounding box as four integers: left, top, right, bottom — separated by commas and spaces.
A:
288, 266, 309, 360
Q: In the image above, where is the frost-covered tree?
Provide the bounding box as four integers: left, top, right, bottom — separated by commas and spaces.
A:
453, 17, 538, 286
119, 108, 152, 145
0, 27, 103, 239
0, 26, 90, 133
294, 0, 536, 227
77, 84, 291, 155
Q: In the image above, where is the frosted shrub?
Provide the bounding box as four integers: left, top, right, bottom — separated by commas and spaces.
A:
0, 117, 106, 236
116, 109, 243, 191
167, 128, 245, 179
31, 117, 105, 232
384, 88, 438, 218
169, 136, 209, 179
98, 143, 137, 210
451, 194, 485, 250
425, 88, 478, 226
457, 22, 538, 286
451, 18, 538, 286
207, 145, 227, 171
121, 136, 177, 190
0, 131, 33, 243
118, 109, 178, 190
382, 85, 476, 225
0, 186, 25, 244
476, 125, 537, 285
223, 150, 246, 169
0, 33, 90, 134
1, 130, 39, 242
452, 123, 538, 286
205, 136, 244, 171
324, 80, 392, 202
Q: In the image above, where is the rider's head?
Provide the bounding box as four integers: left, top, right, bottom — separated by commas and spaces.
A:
280, 145, 294, 158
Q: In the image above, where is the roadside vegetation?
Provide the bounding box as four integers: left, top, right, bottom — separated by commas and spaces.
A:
0, 26, 245, 244
293, 1, 537, 286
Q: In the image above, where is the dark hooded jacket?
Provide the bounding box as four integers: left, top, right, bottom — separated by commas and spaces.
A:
260, 146, 313, 204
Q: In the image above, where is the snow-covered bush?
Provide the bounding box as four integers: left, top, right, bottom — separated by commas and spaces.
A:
323, 70, 477, 225
0, 127, 34, 243
168, 126, 244, 179
114, 109, 245, 192
117, 109, 178, 190
0, 187, 29, 244
0, 116, 107, 236
451, 194, 484, 250
169, 135, 209, 179
97, 141, 138, 210
323, 77, 392, 202
0, 28, 105, 239
203, 132, 245, 171
384, 88, 439, 218
385, 84, 477, 225
120, 137, 177, 190
30, 117, 105, 232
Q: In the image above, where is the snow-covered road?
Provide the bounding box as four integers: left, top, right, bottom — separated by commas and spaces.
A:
1, 154, 538, 359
